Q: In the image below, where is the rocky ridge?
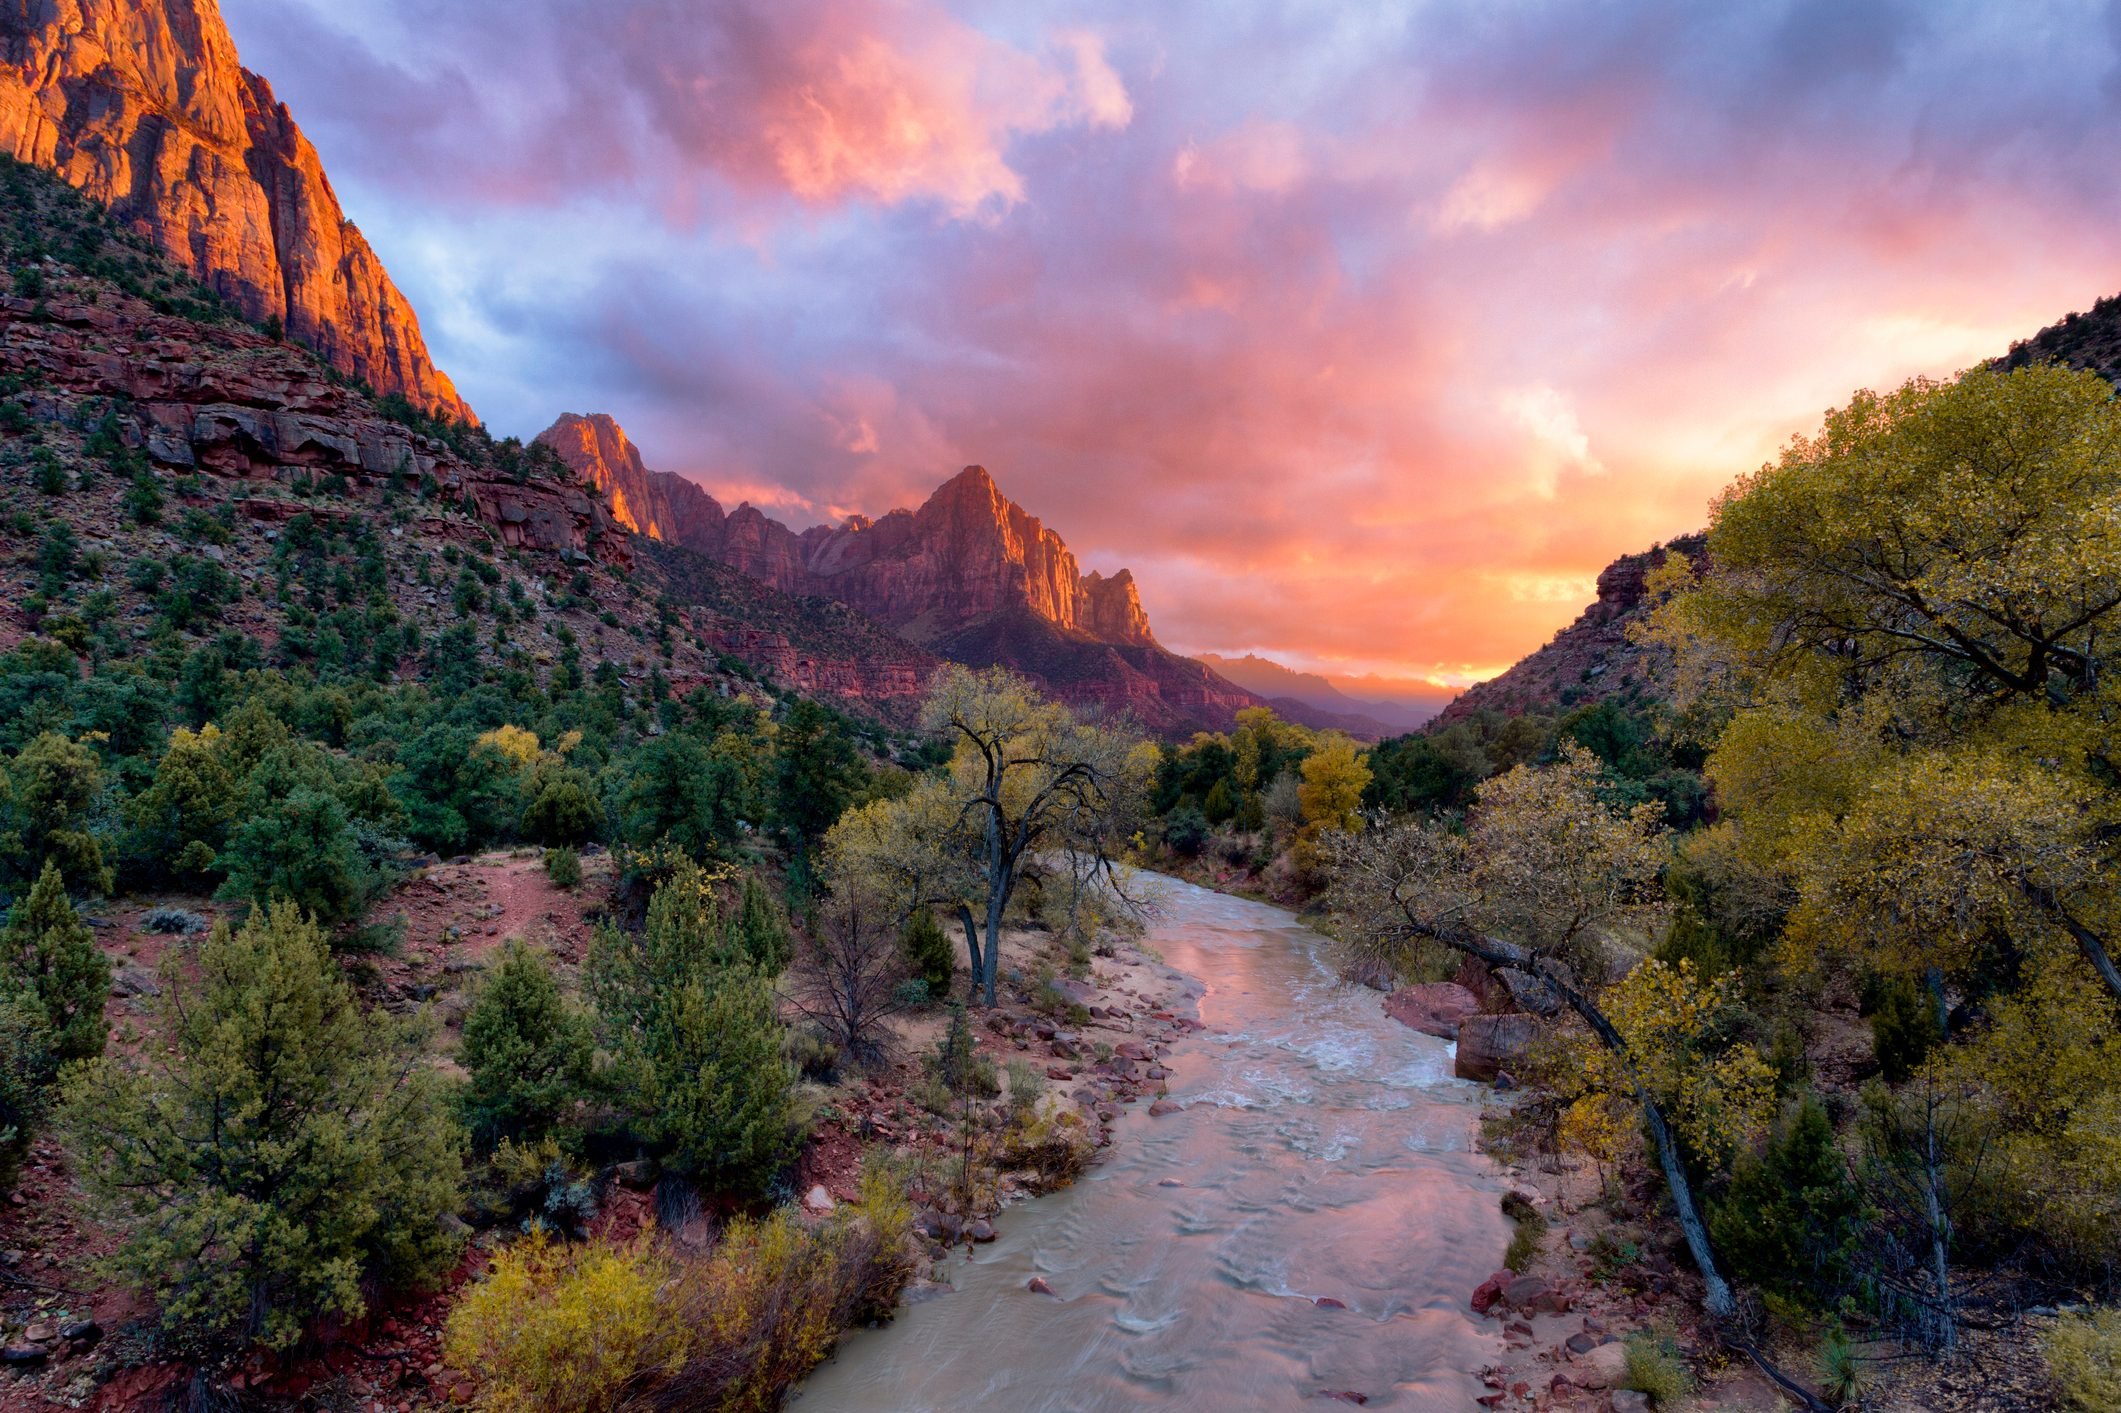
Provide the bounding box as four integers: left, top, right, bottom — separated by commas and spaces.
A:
541, 413, 1287, 733
0, 0, 471, 421
1433, 534, 1707, 728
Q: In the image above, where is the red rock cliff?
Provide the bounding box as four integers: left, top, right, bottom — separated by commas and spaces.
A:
0, 0, 472, 422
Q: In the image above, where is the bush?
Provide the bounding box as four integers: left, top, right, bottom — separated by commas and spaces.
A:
1162, 805, 1210, 857
2047, 1307, 2121, 1411
216, 787, 372, 925
444, 1232, 684, 1413
733, 874, 790, 973
460, 943, 594, 1149
1866, 973, 1941, 1083
521, 770, 602, 846
1, 860, 109, 1060
1503, 1196, 1548, 1274
899, 908, 953, 1000
1708, 1097, 1867, 1311
59, 903, 464, 1350
1004, 1057, 1046, 1125
542, 846, 581, 890
1622, 1330, 1693, 1406
0, 995, 52, 1187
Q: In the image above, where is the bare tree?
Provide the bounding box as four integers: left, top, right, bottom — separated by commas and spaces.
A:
788, 888, 908, 1068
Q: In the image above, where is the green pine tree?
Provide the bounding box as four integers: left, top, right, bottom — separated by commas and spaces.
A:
1708, 1097, 1869, 1311
628, 965, 800, 1195
216, 787, 369, 924
1, 860, 109, 1061
734, 873, 791, 973
58, 902, 464, 1351
900, 908, 954, 1000
459, 942, 593, 1148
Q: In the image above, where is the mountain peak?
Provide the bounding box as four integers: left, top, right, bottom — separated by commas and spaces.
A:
0, 0, 472, 421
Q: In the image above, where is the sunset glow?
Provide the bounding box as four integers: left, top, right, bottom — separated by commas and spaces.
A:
219, 0, 2121, 683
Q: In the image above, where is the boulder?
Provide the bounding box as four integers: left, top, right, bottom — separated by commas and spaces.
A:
1452, 955, 1515, 1012
1572, 1341, 1629, 1390
1470, 1270, 1513, 1315
801, 1184, 835, 1215
1455, 1014, 1543, 1082
1383, 983, 1481, 1040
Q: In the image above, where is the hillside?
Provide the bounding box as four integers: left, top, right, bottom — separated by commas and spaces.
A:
1996, 290, 2121, 383
0, 0, 470, 419
1192, 652, 1446, 735
0, 156, 928, 723
542, 413, 1296, 734
1431, 533, 1706, 727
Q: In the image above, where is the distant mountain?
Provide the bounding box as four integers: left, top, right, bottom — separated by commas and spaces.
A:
0, 0, 471, 421
1192, 653, 1447, 735
540, 413, 1283, 734
1431, 534, 1707, 728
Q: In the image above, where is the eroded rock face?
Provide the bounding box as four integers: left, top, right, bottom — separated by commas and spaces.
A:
0, 0, 472, 421
539, 417, 1160, 649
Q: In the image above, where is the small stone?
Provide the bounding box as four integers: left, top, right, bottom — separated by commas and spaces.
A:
1314, 1297, 1347, 1310
1572, 1341, 1629, 1390
1026, 1276, 1056, 1295
1148, 1100, 1181, 1117
611, 1159, 655, 1190
1156, 1177, 1184, 1187
1, 1345, 46, 1365
58, 1320, 99, 1344
966, 1219, 996, 1243
21, 1320, 57, 1343
1608, 1391, 1651, 1413
1564, 1332, 1597, 1355
802, 1184, 835, 1214
1315, 1393, 1367, 1406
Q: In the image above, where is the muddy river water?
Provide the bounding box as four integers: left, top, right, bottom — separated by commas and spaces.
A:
796, 875, 1509, 1411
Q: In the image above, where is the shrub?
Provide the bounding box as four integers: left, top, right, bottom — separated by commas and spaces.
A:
1503, 1198, 1548, 1275
140, 907, 210, 935
1866, 973, 1940, 1083
444, 1232, 684, 1413
0, 995, 52, 1187
1819, 1327, 1871, 1406
542, 846, 582, 890
899, 908, 953, 1000
59, 903, 464, 1351
521, 769, 602, 846
216, 787, 371, 924
733, 874, 790, 973
1162, 805, 1210, 857
1622, 1330, 1693, 1406
2046, 1307, 2121, 1412
0, 860, 109, 1060
1004, 1057, 1046, 1125
1708, 1097, 1867, 1311
459, 943, 594, 1149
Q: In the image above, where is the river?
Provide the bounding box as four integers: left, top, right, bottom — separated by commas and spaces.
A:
795, 875, 1509, 1411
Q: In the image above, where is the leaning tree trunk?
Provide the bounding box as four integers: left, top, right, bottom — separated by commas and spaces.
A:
956, 905, 988, 1006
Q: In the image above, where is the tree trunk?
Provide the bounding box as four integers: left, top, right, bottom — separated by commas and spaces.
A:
956, 905, 985, 1006
1640, 1094, 1737, 1320
2021, 880, 2121, 1005
982, 879, 1009, 1008
1918, 1095, 1956, 1353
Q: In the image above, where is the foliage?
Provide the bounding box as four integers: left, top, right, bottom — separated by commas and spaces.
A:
590, 866, 800, 1194
769, 697, 865, 865
443, 1231, 684, 1413
215, 785, 373, 924
2, 731, 113, 894
1621, 1329, 1693, 1405
733, 873, 791, 973
0, 859, 109, 1060
1296, 731, 1371, 842
2045, 1306, 2121, 1412
1161, 803, 1210, 857
1707, 1097, 1868, 1311
543, 845, 582, 890
0, 995, 52, 1186
59, 903, 464, 1351
459, 942, 595, 1149
899, 907, 954, 1000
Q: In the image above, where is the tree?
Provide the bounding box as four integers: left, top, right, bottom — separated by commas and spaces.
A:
2, 731, 111, 894
770, 698, 864, 867
0, 995, 52, 1187
1326, 745, 1750, 1319
900, 908, 954, 999
1650, 366, 2121, 1006
1709, 1098, 1868, 1312
124, 723, 240, 883
733, 873, 791, 973
791, 886, 910, 1065
588, 866, 799, 1194
826, 668, 1150, 1006
619, 732, 754, 860
58, 903, 463, 1351
460, 943, 595, 1149
216, 787, 370, 924
0, 861, 108, 1061
521, 764, 604, 846
1297, 731, 1370, 843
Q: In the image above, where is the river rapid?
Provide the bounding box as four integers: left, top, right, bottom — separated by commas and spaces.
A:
796, 875, 1509, 1411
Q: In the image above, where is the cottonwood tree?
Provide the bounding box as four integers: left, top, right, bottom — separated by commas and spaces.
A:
824, 667, 1151, 1006
1325, 745, 1757, 1321
1650, 365, 2121, 1006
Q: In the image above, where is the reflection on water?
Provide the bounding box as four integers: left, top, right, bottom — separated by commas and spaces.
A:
795, 877, 1507, 1411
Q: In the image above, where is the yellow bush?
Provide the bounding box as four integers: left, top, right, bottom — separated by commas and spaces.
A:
2047, 1307, 2121, 1412
444, 1232, 686, 1413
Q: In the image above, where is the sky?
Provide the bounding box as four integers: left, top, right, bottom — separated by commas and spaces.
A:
218, 0, 2121, 686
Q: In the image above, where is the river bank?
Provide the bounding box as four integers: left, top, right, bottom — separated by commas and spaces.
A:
797, 874, 1511, 1410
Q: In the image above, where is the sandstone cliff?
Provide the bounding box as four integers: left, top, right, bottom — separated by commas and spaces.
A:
1433, 534, 1707, 727
537, 418, 1159, 649
0, 0, 472, 421
538, 414, 1313, 732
